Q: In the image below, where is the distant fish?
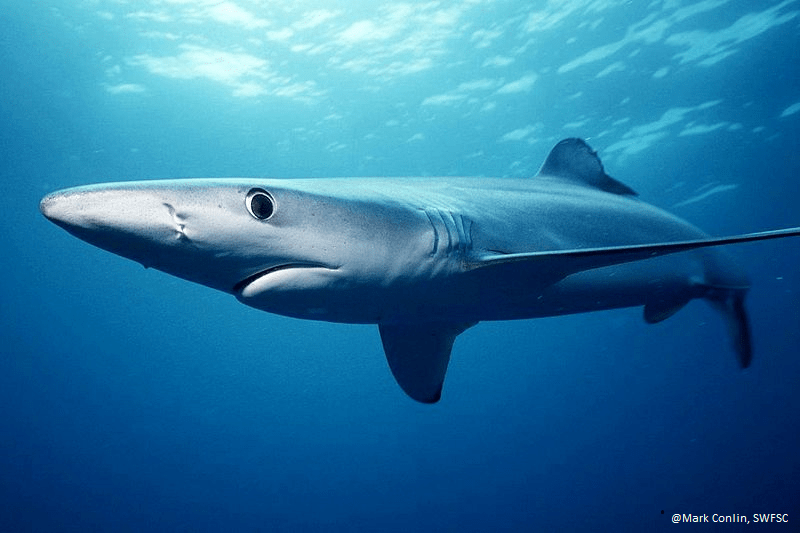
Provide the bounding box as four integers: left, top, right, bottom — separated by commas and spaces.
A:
673, 183, 738, 207
780, 102, 800, 118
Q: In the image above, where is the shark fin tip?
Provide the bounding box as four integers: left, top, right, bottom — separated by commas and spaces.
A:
537, 138, 637, 196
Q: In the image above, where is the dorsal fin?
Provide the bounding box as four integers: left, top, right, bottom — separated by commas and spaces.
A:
536, 138, 637, 196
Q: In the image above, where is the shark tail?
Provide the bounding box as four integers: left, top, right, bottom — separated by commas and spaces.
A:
705, 286, 752, 368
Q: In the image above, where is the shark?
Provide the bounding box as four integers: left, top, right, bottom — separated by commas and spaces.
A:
40, 138, 800, 403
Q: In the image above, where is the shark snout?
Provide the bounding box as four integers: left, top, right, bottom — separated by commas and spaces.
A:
39, 188, 113, 234
40, 189, 101, 234
40, 186, 164, 233
39, 192, 70, 225
38, 182, 274, 292
39, 185, 182, 264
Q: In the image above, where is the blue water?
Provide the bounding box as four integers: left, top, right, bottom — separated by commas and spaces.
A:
2, 1, 799, 531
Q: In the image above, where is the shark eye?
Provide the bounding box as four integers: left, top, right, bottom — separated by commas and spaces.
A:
246, 188, 275, 220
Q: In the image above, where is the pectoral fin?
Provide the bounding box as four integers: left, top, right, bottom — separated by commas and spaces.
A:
471, 227, 800, 278
379, 322, 475, 403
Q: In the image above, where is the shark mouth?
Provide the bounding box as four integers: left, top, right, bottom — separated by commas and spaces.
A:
233, 263, 335, 294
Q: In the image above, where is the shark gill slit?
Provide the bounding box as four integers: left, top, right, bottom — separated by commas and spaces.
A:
423, 209, 440, 256
424, 209, 473, 258
440, 210, 455, 252
455, 214, 472, 254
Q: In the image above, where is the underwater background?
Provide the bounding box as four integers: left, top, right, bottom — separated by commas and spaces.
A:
2, 1, 799, 531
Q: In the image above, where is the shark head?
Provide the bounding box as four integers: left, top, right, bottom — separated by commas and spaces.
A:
40, 179, 438, 323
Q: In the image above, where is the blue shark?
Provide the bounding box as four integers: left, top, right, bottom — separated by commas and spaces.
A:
40, 139, 800, 402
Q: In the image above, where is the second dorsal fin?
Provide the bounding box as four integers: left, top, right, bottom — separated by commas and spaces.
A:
536, 138, 637, 196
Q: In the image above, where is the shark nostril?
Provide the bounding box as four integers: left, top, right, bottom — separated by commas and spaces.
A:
164, 202, 189, 222
163, 202, 192, 242
164, 202, 186, 222
174, 222, 193, 244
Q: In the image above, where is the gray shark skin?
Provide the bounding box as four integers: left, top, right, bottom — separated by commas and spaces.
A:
40, 139, 800, 403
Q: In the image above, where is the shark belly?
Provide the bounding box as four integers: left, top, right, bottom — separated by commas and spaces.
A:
507, 255, 708, 320
236, 253, 708, 325
397, 252, 712, 324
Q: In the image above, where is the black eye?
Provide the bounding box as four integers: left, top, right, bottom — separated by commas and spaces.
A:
246, 188, 275, 220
